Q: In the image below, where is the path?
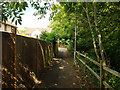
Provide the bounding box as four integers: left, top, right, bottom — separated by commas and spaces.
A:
39, 47, 96, 88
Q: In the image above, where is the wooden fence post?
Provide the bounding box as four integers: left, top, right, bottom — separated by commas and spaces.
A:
14, 28, 17, 89
76, 51, 80, 67
36, 35, 38, 77
84, 53, 88, 73
100, 60, 104, 89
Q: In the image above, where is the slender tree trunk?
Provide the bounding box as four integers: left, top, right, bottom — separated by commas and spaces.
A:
93, 3, 106, 64
83, 2, 100, 62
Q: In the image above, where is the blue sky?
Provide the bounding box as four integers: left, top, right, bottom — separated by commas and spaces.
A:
17, 2, 51, 30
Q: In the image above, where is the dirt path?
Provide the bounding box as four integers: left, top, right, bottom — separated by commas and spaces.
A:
39, 47, 96, 88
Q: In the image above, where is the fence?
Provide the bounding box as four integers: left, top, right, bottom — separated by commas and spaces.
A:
1, 31, 58, 88
76, 51, 120, 89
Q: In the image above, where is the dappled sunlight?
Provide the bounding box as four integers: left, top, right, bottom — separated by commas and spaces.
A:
58, 47, 67, 53
24, 41, 28, 46
59, 66, 64, 70
62, 60, 69, 65
18, 62, 42, 85
66, 62, 69, 65
8, 42, 14, 50
17, 74, 23, 82
63, 60, 66, 63
2, 60, 43, 88
9, 33, 15, 44
61, 76, 66, 79
73, 82, 76, 86
56, 61, 60, 64
53, 58, 62, 61
2, 32, 55, 88
54, 83, 58, 86
29, 72, 42, 84
2, 66, 14, 87
76, 75, 80, 79
1, 1, 120, 89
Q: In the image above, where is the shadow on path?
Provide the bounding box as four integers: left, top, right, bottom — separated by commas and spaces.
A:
38, 47, 96, 88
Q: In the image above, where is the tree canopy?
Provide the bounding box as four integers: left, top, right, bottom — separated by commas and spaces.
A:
46, 2, 120, 69
0, 0, 52, 25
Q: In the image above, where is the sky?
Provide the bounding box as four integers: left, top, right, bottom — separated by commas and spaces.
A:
17, 2, 52, 30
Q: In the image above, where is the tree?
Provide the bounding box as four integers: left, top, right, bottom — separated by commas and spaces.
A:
0, 0, 51, 25
47, 2, 120, 71
1, 2, 28, 25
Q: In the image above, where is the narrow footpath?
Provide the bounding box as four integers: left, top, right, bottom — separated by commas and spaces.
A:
39, 47, 97, 88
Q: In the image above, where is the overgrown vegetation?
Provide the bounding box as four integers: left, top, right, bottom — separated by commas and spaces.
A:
40, 2, 120, 69
40, 31, 57, 43
40, 2, 120, 89
1, 1, 120, 89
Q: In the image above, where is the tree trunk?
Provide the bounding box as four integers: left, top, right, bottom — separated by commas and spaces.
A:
93, 2, 106, 64
83, 2, 100, 62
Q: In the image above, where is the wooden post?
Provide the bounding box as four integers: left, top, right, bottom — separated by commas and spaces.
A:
78, 51, 82, 67
84, 53, 88, 73
14, 28, 17, 89
84, 2, 100, 63
36, 35, 38, 39
98, 34, 105, 63
76, 51, 80, 67
100, 60, 104, 89
36, 35, 38, 77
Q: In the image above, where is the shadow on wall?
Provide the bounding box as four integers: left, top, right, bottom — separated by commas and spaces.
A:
1, 31, 57, 88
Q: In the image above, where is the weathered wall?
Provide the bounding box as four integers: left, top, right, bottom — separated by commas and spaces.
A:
1, 32, 57, 88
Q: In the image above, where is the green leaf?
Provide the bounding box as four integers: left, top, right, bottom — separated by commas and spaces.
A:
12, 17, 15, 22
15, 20, 17, 25
20, 13, 24, 15
18, 19, 22, 25
10, 14, 12, 18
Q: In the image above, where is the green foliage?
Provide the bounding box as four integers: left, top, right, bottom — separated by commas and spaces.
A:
1, 2, 28, 25
1, 0, 51, 25
105, 73, 120, 89
19, 30, 26, 36
49, 1, 120, 69
2, 1, 120, 89
30, 1, 51, 19
40, 31, 57, 43
47, 2, 120, 89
